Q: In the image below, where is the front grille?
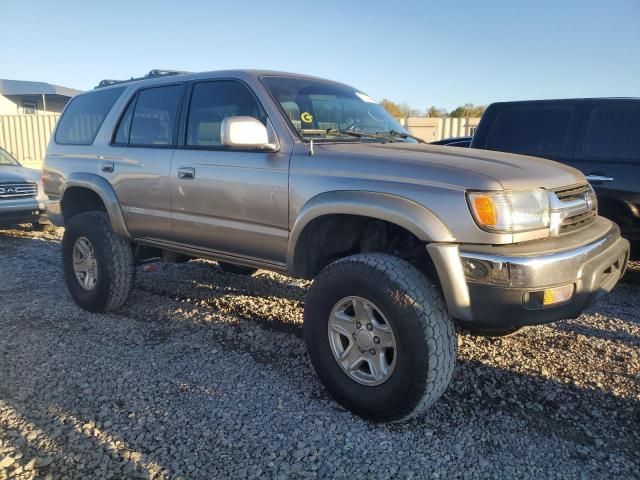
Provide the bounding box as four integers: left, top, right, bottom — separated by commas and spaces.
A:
551, 183, 597, 235
554, 183, 592, 201
0, 182, 38, 199
558, 209, 597, 233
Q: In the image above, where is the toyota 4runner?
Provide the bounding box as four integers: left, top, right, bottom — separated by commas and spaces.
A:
43, 70, 630, 422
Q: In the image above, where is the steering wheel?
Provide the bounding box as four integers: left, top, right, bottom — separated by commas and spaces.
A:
345, 121, 369, 132
345, 111, 388, 132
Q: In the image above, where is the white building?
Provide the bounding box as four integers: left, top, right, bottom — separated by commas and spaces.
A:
0, 79, 81, 115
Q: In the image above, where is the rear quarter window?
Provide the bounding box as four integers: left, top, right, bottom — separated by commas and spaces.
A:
584, 104, 640, 162
55, 88, 124, 145
486, 106, 576, 159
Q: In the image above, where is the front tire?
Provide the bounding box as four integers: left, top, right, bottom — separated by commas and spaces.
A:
304, 253, 456, 422
62, 212, 135, 312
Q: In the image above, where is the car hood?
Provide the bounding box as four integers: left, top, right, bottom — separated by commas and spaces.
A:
0, 165, 40, 183
316, 142, 584, 190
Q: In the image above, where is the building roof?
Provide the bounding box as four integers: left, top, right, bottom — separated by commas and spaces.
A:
0, 79, 82, 98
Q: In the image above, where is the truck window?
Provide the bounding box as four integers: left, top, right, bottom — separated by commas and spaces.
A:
128, 85, 183, 146
55, 88, 124, 145
584, 104, 640, 162
185, 81, 266, 147
486, 106, 576, 159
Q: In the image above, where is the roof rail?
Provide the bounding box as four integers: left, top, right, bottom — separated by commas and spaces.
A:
95, 69, 191, 88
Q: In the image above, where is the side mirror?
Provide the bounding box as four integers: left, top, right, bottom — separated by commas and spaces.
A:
221, 116, 277, 151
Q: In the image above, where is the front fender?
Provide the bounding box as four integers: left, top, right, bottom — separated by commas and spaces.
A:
287, 190, 454, 274
61, 173, 131, 238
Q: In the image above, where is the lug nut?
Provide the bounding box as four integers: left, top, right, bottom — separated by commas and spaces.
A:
369, 349, 376, 355
373, 337, 380, 344
366, 323, 373, 331
356, 322, 362, 329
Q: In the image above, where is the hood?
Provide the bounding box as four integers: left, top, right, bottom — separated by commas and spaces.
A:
0, 165, 40, 183
316, 142, 585, 191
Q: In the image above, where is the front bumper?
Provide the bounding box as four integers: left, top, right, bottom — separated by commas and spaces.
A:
428, 217, 630, 330
0, 198, 42, 227
44, 198, 64, 226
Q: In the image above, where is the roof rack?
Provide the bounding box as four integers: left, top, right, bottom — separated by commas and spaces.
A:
96, 69, 191, 88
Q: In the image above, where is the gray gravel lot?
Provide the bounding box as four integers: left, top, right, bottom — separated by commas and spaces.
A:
0, 227, 638, 479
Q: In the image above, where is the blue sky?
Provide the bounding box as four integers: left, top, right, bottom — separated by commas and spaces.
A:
1, 0, 638, 111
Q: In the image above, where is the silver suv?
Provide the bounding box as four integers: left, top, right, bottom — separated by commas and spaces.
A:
43, 70, 630, 422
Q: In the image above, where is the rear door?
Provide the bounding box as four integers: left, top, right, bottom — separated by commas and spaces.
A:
108, 84, 184, 239
169, 79, 289, 265
573, 101, 640, 242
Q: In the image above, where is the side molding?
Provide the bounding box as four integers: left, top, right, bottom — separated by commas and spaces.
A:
287, 190, 455, 273
62, 173, 131, 238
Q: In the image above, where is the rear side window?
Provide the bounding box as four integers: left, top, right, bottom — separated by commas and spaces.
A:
486, 106, 576, 159
55, 88, 124, 145
584, 104, 640, 162
114, 85, 183, 147
186, 81, 266, 147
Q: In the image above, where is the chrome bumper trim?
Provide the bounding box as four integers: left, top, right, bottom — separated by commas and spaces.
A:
458, 225, 624, 288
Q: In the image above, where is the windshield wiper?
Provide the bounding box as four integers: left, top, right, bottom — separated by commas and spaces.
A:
300, 128, 391, 142
376, 130, 427, 144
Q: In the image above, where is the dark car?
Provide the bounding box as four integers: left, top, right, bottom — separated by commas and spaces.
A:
431, 136, 472, 147
470, 98, 640, 257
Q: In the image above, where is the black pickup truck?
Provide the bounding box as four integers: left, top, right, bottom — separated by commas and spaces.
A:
458, 98, 640, 257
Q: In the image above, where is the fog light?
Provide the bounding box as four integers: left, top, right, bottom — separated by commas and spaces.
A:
542, 284, 575, 306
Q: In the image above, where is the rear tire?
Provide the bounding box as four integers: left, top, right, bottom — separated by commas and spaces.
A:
218, 262, 258, 276
62, 212, 135, 312
304, 253, 456, 422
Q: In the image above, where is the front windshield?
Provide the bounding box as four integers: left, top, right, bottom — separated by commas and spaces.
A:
261, 76, 412, 142
0, 148, 20, 166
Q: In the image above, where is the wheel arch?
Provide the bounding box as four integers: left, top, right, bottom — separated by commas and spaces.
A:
61, 173, 130, 238
287, 191, 454, 277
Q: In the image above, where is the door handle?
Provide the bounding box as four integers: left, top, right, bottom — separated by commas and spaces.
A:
178, 167, 195, 180
586, 174, 613, 183
101, 162, 114, 173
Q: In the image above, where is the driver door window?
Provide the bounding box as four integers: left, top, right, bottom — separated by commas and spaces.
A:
186, 81, 267, 147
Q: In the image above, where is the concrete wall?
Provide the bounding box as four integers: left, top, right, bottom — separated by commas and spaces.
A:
0, 114, 60, 169
400, 117, 482, 142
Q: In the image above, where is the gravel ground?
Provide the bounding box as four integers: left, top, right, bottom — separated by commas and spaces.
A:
0, 227, 638, 479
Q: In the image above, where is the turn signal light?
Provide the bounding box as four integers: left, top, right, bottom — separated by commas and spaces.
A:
473, 196, 497, 227
542, 284, 575, 306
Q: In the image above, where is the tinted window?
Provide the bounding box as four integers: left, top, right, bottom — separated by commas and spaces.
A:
0, 148, 19, 166
129, 85, 182, 146
584, 104, 640, 162
186, 81, 266, 146
55, 88, 123, 145
486, 106, 576, 159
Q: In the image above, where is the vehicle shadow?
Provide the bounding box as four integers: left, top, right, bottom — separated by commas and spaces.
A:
553, 321, 640, 348
136, 259, 309, 304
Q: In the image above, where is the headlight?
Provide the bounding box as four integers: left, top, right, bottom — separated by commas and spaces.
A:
467, 189, 550, 233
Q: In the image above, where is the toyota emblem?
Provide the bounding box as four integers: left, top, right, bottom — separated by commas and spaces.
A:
585, 192, 594, 210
